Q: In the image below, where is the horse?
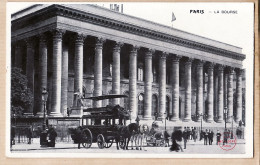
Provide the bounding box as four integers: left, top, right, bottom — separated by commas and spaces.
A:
130, 124, 150, 150
115, 123, 139, 150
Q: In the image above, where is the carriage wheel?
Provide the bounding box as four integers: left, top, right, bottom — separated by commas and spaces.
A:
81, 128, 93, 148
105, 139, 113, 148
97, 134, 105, 149
119, 136, 125, 149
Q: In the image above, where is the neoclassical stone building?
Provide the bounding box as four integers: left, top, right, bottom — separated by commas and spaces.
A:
11, 4, 246, 131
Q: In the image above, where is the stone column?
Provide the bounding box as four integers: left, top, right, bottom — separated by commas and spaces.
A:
217, 65, 224, 123
93, 37, 105, 108
37, 34, 48, 116
227, 67, 234, 123
170, 55, 181, 121
158, 52, 167, 120
143, 49, 154, 120
61, 43, 69, 116
14, 42, 22, 69
50, 29, 64, 117
196, 60, 204, 121
112, 42, 123, 105
25, 38, 35, 116
183, 58, 193, 122
73, 33, 85, 104
207, 62, 214, 122
129, 45, 139, 121
236, 68, 243, 123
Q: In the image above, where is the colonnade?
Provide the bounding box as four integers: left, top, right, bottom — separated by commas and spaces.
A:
12, 29, 244, 123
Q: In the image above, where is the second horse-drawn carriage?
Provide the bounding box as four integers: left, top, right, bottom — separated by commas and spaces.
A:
71, 94, 133, 149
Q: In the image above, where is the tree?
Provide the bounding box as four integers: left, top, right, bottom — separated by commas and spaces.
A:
11, 67, 33, 117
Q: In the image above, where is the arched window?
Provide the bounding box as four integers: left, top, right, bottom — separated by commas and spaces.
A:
138, 93, 144, 116
166, 96, 170, 118
153, 66, 157, 83
137, 63, 144, 81
152, 94, 158, 117
124, 91, 129, 111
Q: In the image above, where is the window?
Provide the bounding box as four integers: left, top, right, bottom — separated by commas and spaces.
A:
138, 94, 144, 116
152, 94, 158, 116
166, 96, 170, 118
137, 63, 143, 81
153, 67, 157, 83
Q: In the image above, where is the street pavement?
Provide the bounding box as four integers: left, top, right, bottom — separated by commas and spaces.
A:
10, 138, 245, 154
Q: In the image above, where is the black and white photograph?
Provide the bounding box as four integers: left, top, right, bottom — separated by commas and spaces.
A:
6, 2, 254, 158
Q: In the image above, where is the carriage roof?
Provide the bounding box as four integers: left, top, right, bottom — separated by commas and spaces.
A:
84, 94, 128, 101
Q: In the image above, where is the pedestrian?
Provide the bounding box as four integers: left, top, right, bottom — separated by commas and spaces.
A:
200, 130, 204, 141
170, 129, 183, 152
27, 128, 32, 144
11, 126, 15, 146
75, 126, 83, 149
182, 127, 188, 149
204, 129, 208, 145
193, 128, 197, 142
223, 129, 228, 145
216, 130, 221, 145
47, 125, 57, 147
208, 130, 214, 145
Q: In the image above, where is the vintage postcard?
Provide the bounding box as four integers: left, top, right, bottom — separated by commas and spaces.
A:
6, 2, 254, 158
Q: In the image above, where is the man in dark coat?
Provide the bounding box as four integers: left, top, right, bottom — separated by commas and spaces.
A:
208, 130, 214, 145
75, 126, 83, 149
48, 125, 57, 147
182, 127, 188, 149
204, 129, 209, 145
27, 128, 33, 144
216, 130, 221, 145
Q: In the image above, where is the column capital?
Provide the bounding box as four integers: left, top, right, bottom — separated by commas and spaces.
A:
75, 33, 86, 44
171, 55, 181, 62
159, 52, 168, 59
25, 37, 36, 48
207, 62, 215, 71
113, 42, 124, 52
184, 57, 193, 66
14, 41, 23, 48
227, 67, 235, 74
145, 49, 155, 58
95, 37, 106, 49
235, 68, 244, 75
38, 33, 47, 43
196, 59, 205, 68
130, 45, 140, 54
51, 29, 65, 40
217, 64, 225, 72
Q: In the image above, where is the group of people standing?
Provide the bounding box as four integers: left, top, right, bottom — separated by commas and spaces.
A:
201, 129, 215, 145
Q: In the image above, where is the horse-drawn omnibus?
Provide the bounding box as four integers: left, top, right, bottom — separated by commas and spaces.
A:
71, 95, 134, 149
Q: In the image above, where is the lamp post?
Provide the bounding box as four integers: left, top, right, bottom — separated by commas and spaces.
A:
164, 111, 167, 131
224, 106, 228, 129
42, 88, 48, 131
231, 116, 234, 139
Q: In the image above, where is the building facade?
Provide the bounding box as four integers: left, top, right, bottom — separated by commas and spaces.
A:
11, 4, 246, 135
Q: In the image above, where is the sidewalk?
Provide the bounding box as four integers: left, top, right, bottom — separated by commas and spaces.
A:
10, 138, 245, 152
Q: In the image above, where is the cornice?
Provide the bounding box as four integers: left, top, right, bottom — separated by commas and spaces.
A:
12, 4, 246, 61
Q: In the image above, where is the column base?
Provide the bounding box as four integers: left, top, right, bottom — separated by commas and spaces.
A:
216, 119, 224, 123
49, 112, 63, 117
206, 119, 214, 123
170, 117, 180, 122
183, 118, 191, 122
36, 112, 44, 117
142, 116, 153, 120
